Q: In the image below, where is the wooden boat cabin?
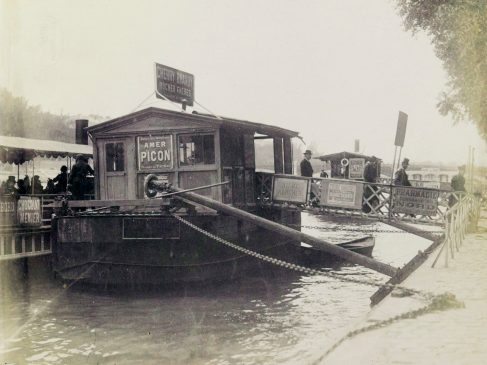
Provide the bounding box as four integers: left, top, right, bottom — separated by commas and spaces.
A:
51, 107, 306, 285
315, 151, 381, 181
86, 107, 298, 207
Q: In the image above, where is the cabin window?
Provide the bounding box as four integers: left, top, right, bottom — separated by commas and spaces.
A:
179, 134, 215, 166
106, 142, 125, 172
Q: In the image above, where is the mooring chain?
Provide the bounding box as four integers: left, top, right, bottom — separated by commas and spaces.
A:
173, 214, 463, 363
285, 223, 444, 234
172, 214, 427, 297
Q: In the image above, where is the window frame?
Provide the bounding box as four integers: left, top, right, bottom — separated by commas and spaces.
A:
177, 133, 216, 169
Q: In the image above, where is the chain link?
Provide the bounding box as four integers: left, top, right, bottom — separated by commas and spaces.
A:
172, 213, 466, 364
286, 223, 444, 234
173, 213, 465, 361
172, 214, 429, 298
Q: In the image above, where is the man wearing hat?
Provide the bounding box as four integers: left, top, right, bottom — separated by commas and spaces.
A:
449, 165, 466, 207
394, 158, 411, 186
68, 155, 94, 200
300, 150, 314, 177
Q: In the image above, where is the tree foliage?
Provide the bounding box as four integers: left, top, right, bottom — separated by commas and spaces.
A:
395, 0, 487, 138
0, 89, 108, 142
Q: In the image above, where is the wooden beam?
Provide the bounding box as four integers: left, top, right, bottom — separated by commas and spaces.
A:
273, 138, 284, 174
172, 188, 398, 277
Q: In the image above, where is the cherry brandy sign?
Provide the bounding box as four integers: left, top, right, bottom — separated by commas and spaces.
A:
155, 63, 194, 106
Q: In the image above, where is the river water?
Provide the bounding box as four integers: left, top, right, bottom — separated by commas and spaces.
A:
0, 212, 433, 365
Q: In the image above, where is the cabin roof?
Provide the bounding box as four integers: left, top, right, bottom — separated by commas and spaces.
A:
86, 107, 300, 138
315, 151, 381, 162
0, 135, 93, 165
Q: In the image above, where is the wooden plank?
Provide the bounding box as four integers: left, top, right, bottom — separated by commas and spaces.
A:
50, 199, 172, 208
370, 236, 443, 306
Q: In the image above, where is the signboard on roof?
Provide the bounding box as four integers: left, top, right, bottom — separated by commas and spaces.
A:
137, 135, 173, 170
319, 179, 363, 209
155, 63, 194, 106
394, 111, 408, 147
348, 158, 365, 179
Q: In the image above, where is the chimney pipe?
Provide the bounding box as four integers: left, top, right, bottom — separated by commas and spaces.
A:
75, 119, 89, 145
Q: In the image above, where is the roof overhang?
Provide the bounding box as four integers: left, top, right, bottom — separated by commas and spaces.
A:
0, 136, 93, 164
87, 107, 300, 139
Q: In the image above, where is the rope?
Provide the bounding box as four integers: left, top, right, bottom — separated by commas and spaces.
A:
312, 292, 464, 364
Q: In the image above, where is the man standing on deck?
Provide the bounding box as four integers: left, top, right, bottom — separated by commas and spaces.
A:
300, 150, 313, 177
394, 158, 411, 186
69, 155, 94, 200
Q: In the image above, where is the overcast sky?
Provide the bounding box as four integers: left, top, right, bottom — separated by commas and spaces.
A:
1, 0, 486, 166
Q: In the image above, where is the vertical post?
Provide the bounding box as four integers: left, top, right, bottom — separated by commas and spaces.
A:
388, 146, 398, 219
283, 137, 293, 174
273, 138, 284, 174
396, 147, 403, 174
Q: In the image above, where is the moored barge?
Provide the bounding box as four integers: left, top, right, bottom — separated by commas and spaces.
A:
52, 107, 306, 286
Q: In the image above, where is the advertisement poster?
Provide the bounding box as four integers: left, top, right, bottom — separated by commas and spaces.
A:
319, 179, 363, 209
392, 186, 439, 216
137, 135, 173, 170
348, 158, 365, 179
272, 175, 309, 204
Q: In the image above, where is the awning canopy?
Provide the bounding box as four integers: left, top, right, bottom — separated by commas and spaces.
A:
315, 151, 382, 162
0, 136, 93, 165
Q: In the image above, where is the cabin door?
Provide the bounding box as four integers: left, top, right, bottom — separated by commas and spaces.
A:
103, 140, 127, 200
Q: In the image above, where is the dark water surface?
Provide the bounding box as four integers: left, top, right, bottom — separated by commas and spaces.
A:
1, 213, 432, 365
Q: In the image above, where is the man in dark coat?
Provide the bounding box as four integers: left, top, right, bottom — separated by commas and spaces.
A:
449, 165, 466, 207
68, 155, 94, 200
300, 150, 313, 177
394, 158, 411, 186
363, 158, 379, 212
53, 165, 68, 193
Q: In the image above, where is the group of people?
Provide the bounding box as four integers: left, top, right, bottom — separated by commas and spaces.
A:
0, 155, 95, 200
1, 175, 44, 195
299, 149, 468, 211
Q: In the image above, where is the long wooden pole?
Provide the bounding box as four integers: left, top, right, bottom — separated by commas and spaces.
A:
171, 188, 398, 277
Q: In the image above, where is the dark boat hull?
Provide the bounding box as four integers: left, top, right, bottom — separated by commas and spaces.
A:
51, 208, 304, 286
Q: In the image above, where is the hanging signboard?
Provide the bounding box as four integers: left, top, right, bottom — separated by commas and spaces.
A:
17, 196, 42, 226
319, 179, 363, 209
348, 158, 365, 179
137, 135, 173, 170
0, 197, 16, 227
392, 186, 439, 216
394, 111, 408, 147
155, 63, 194, 106
272, 175, 309, 204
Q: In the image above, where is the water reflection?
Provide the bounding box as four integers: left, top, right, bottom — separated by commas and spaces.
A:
0, 212, 432, 364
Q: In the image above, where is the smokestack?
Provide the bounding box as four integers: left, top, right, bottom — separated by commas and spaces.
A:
354, 139, 360, 153
75, 119, 89, 145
